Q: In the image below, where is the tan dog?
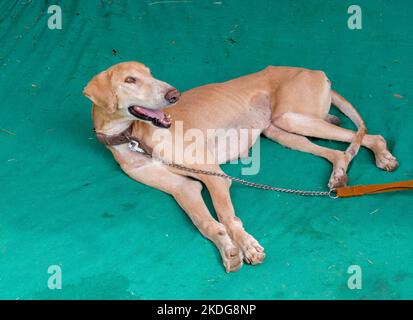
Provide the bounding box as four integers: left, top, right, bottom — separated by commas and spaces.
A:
84, 62, 398, 272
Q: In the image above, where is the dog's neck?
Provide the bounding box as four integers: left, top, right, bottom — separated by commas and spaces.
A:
92, 105, 133, 135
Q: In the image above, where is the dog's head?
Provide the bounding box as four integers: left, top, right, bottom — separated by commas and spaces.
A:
83, 61, 180, 128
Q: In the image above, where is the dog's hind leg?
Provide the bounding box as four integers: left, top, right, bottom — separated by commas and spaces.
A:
271, 112, 399, 173
263, 125, 351, 189
124, 163, 243, 272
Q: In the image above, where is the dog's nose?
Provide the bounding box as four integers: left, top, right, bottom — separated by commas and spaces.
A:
165, 89, 181, 104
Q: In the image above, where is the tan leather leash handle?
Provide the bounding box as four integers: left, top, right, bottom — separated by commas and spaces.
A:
335, 180, 413, 198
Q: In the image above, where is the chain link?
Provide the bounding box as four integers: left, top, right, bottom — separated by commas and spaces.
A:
126, 139, 337, 199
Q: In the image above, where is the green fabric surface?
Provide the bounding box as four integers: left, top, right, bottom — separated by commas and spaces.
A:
0, 0, 412, 300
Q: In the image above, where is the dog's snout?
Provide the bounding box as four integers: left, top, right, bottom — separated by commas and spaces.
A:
165, 89, 180, 104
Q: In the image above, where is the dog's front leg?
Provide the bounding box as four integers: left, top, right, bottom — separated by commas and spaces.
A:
122, 162, 243, 272
194, 165, 266, 266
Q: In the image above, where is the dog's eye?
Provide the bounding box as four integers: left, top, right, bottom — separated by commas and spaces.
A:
125, 76, 136, 84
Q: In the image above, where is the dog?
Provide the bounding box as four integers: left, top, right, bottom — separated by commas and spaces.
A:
84, 61, 398, 272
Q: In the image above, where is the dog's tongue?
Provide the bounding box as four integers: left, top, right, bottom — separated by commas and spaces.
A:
133, 106, 164, 119
132, 106, 171, 128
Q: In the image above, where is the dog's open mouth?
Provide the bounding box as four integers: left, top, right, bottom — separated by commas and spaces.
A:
128, 106, 172, 128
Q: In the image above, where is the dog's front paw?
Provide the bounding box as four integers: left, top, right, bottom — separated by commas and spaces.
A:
220, 242, 243, 273
238, 234, 265, 265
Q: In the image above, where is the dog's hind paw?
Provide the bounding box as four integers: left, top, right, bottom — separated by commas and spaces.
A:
376, 151, 399, 172
328, 167, 348, 189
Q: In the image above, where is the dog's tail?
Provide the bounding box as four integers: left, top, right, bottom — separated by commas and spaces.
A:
331, 89, 367, 159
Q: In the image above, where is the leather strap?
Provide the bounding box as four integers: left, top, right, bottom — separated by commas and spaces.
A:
94, 125, 134, 146
336, 180, 413, 198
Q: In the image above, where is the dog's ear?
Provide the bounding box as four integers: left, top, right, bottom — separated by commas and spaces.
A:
83, 70, 118, 113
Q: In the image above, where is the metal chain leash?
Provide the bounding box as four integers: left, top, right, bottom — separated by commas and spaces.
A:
128, 140, 338, 199
164, 161, 338, 199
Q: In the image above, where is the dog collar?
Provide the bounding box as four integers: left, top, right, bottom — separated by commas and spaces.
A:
93, 125, 151, 155
94, 125, 134, 146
